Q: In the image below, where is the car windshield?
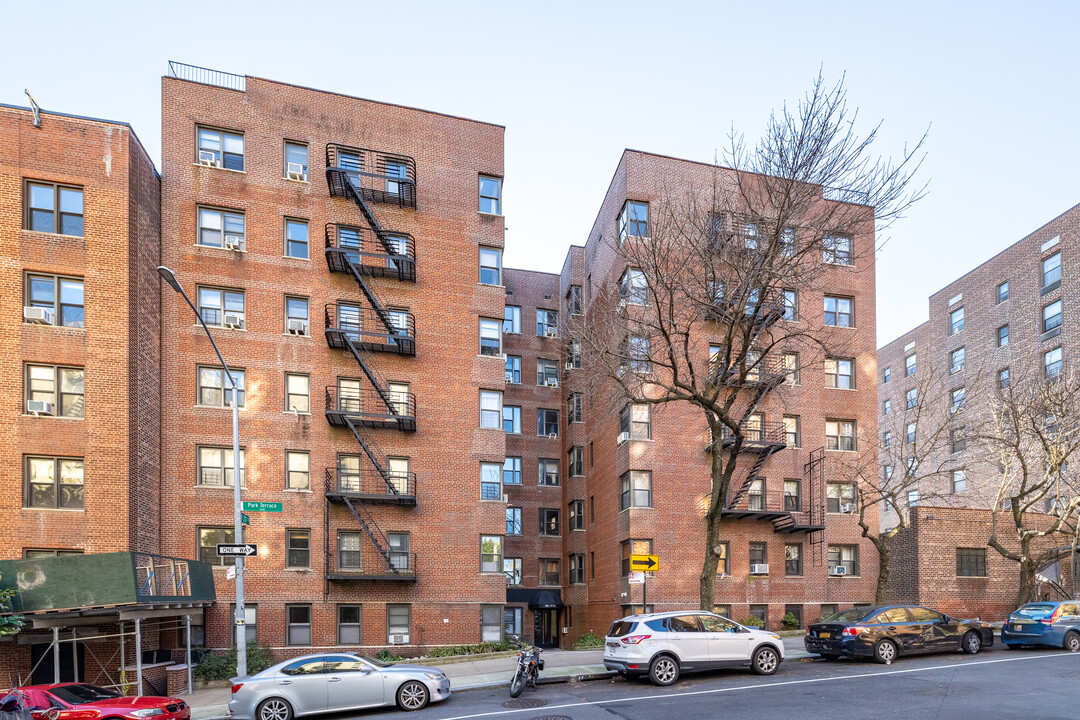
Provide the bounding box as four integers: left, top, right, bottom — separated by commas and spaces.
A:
608, 620, 637, 638
1016, 604, 1056, 616
48, 685, 121, 704
822, 608, 875, 624
356, 656, 390, 668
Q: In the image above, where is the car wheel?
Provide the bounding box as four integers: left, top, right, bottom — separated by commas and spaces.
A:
751, 646, 780, 675
256, 698, 293, 720
819, 653, 841, 661
396, 680, 429, 711
874, 639, 898, 664
648, 655, 680, 686
1065, 631, 1080, 653
962, 631, 982, 655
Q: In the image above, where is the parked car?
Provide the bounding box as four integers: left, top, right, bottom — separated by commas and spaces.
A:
0, 683, 189, 720
603, 610, 785, 686
228, 653, 450, 717
805, 605, 994, 663
1001, 601, 1080, 651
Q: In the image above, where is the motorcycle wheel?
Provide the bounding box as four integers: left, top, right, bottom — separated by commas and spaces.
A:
509, 668, 527, 698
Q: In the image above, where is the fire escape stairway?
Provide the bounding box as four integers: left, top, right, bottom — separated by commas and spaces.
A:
342, 417, 392, 489
340, 335, 399, 419
341, 496, 402, 574
804, 448, 827, 565
726, 444, 781, 509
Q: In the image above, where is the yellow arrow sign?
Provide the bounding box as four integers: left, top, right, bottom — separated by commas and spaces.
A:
630, 554, 659, 572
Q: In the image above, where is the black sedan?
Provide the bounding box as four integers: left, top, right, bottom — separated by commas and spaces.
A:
805, 605, 994, 663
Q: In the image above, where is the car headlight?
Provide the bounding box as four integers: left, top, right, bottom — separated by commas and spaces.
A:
770, 634, 781, 641
423, 673, 443, 681
131, 709, 165, 717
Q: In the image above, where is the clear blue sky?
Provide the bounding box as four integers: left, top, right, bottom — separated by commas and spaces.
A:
4, 1, 1078, 345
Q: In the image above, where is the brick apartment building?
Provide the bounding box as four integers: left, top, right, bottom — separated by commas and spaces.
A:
879, 203, 1080, 617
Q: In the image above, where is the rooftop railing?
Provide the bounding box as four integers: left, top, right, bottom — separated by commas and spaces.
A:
168, 61, 246, 92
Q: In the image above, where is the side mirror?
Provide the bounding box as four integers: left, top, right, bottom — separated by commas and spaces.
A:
45, 709, 61, 720
359, 666, 374, 674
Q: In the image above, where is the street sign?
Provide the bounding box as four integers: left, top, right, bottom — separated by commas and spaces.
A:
217, 543, 257, 557
629, 554, 659, 572
243, 501, 283, 512
628, 571, 645, 585
241, 512, 250, 526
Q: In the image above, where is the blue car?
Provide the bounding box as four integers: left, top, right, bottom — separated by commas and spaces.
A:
1001, 602, 1080, 651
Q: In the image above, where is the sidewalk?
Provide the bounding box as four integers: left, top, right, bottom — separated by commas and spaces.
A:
186, 639, 813, 720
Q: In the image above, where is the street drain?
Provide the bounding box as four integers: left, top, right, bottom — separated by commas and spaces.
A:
501, 698, 549, 709
528, 716, 572, 720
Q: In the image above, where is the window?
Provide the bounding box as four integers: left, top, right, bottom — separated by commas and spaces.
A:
197, 366, 245, 407
570, 554, 585, 584
197, 206, 245, 249
620, 404, 652, 440
568, 339, 583, 369
568, 394, 584, 425
384, 159, 407, 196
883, 465, 894, 481
539, 509, 560, 536
285, 529, 310, 568
388, 533, 410, 570
906, 422, 916, 444
282, 218, 310, 259
1043, 300, 1063, 333
338, 532, 361, 570
785, 544, 803, 576
502, 405, 521, 433
565, 286, 584, 317
480, 318, 502, 356
479, 247, 502, 285
784, 480, 801, 511
25, 456, 83, 509
285, 296, 309, 335
883, 367, 891, 384
906, 388, 918, 410
503, 305, 521, 333
997, 281, 1009, 304
823, 235, 853, 265
504, 606, 523, 635
715, 542, 729, 574
26, 274, 84, 327
337, 605, 361, 645
828, 545, 859, 575
824, 296, 852, 327
503, 457, 522, 485
621, 539, 652, 576
998, 325, 1009, 347
628, 335, 650, 373
905, 354, 917, 377
783, 352, 800, 385
25, 364, 84, 417
197, 286, 245, 328
749, 542, 767, 571
285, 373, 310, 413
951, 387, 966, 413
568, 446, 584, 476
197, 126, 244, 170
1045, 347, 1063, 378
283, 141, 308, 180
480, 535, 503, 573
825, 358, 854, 389
538, 459, 560, 486
883, 430, 892, 448
999, 367, 1010, 389
956, 548, 987, 577
883, 399, 892, 416
503, 558, 523, 585
480, 390, 502, 429
783, 415, 800, 448
387, 605, 410, 643
620, 470, 652, 510
26, 182, 84, 236
950, 426, 967, 454
782, 290, 798, 321
617, 200, 649, 243
748, 478, 765, 510
286, 451, 310, 490
479, 605, 503, 642
743, 222, 760, 250
618, 268, 648, 305
539, 559, 561, 586
827, 483, 855, 513
505, 507, 522, 535
907, 490, 920, 507
780, 227, 797, 256
538, 409, 559, 437
197, 446, 245, 487
503, 355, 522, 384
949, 347, 965, 374
23, 549, 83, 559
569, 499, 585, 530
537, 359, 559, 386
480, 462, 502, 500
949, 307, 964, 335
1042, 252, 1061, 288
749, 605, 769, 627
952, 470, 967, 493
198, 526, 234, 565
537, 310, 558, 337
479, 176, 502, 214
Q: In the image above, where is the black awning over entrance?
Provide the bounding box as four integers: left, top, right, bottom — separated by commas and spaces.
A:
506, 588, 564, 609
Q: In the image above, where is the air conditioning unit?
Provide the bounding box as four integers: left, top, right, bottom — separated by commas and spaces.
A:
545, 378, 559, 387
288, 319, 309, 335
224, 314, 245, 329
840, 503, 856, 514
389, 633, 409, 645
501, 494, 509, 503
27, 400, 55, 416
24, 307, 54, 325
617, 431, 630, 445
830, 566, 848, 576
749, 564, 769, 575
564, 362, 574, 371
547, 433, 558, 440
286, 162, 307, 181
224, 234, 245, 251
545, 330, 558, 339
197, 150, 221, 167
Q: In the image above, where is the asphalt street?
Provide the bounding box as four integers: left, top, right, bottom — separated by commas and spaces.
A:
330, 644, 1080, 720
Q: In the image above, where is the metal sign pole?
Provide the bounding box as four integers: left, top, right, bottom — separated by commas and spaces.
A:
52, 627, 60, 683
642, 574, 647, 615
186, 615, 193, 695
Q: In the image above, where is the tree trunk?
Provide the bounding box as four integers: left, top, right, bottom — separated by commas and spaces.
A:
1018, 559, 1039, 606
699, 431, 730, 611
873, 537, 890, 604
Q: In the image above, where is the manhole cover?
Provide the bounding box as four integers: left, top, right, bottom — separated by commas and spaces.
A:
501, 698, 549, 709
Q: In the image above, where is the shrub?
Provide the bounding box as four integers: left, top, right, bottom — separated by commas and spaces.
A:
740, 615, 766, 628
575, 631, 605, 648
375, 649, 405, 663
424, 640, 518, 658
781, 613, 801, 630
194, 643, 274, 682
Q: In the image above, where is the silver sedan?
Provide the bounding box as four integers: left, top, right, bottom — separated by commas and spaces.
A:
229, 653, 451, 717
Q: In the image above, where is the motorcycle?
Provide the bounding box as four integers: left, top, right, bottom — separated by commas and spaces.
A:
508, 635, 544, 698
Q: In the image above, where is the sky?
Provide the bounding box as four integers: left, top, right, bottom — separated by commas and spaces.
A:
3, 1, 1078, 346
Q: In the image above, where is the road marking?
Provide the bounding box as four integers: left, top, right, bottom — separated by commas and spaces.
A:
440, 652, 1079, 720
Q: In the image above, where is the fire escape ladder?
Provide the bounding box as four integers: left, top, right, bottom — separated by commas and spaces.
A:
805, 447, 827, 566
726, 446, 779, 508
343, 417, 391, 486
342, 261, 397, 337
342, 337, 398, 415
325, 145, 413, 259
341, 496, 399, 572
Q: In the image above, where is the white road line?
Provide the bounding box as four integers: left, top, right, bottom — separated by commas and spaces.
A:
438, 652, 1079, 720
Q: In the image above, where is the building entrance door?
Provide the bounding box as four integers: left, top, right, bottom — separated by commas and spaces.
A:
534, 609, 559, 648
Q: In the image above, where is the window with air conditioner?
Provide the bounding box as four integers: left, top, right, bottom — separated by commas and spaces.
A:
537, 309, 559, 337
619, 403, 652, 440
749, 542, 768, 574
26, 364, 83, 417
504, 355, 521, 383
198, 206, 245, 250
197, 126, 244, 170
387, 605, 411, 644
285, 296, 309, 335
826, 483, 856, 513
538, 408, 559, 437
284, 141, 309, 181
828, 545, 859, 576
197, 286, 245, 328
26, 273, 84, 327
537, 358, 559, 385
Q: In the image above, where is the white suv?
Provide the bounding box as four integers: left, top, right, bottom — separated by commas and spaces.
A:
604, 611, 784, 685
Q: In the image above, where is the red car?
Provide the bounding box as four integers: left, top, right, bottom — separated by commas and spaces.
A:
0, 683, 190, 720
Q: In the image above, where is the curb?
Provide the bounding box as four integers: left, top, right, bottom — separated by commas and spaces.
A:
453, 669, 618, 692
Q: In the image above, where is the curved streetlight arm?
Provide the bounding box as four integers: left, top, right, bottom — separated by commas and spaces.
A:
157, 266, 239, 391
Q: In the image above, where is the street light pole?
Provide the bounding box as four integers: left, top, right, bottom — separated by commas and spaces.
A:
157, 266, 247, 678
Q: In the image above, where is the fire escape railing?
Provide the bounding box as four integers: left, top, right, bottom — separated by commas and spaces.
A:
326, 223, 416, 283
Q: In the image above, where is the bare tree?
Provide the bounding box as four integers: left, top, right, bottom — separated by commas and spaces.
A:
571, 72, 927, 610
